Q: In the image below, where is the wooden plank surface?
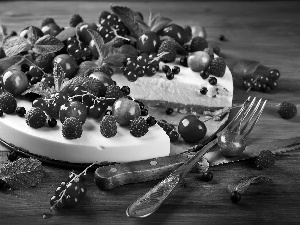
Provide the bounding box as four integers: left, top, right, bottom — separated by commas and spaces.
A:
0, 1, 300, 224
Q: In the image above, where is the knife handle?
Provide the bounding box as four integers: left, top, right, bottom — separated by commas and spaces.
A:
94, 154, 190, 190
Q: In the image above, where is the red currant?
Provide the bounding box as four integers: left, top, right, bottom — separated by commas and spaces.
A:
268, 69, 280, 80
168, 130, 179, 142
137, 53, 149, 67
257, 75, 269, 84
65, 194, 79, 208
201, 171, 213, 182
65, 182, 80, 197
126, 71, 138, 82
135, 66, 145, 77
145, 64, 157, 76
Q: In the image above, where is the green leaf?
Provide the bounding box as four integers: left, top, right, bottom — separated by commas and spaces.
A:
103, 53, 126, 68
0, 158, 45, 189
148, 11, 172, 32
27, 26, 39, 44
2, 36, 31, 57
228, 175, 271, 194
87, 29, 104, 58
230, 60, 261, 80
32, 34, 64, 54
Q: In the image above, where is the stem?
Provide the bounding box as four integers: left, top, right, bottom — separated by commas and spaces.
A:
110, 27, 131, 41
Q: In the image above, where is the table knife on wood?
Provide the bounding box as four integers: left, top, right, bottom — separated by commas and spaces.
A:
94, 137, 300, 189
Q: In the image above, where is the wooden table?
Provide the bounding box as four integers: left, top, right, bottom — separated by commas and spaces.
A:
1, 1, 300, 224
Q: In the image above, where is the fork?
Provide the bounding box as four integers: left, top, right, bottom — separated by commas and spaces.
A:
126, 96, 267, 218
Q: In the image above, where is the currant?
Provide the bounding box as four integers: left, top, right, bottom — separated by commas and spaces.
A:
146, 116, 156, 127
172, 66, 180, 75
201, 171, 213, 182
168, 130, 179, 142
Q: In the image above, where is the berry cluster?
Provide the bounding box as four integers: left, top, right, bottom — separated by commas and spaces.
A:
66, 36, 93, 63
49, 164, 92, 211
242, 69, 280, 93
122, 53, 160, 82
98, 11, 129, 43
162, 65, 180, 80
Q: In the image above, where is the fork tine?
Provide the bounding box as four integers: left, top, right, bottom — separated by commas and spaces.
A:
230, 96, 256, 132
240, 98, 262, 134
222, 96, 252, 132
242, 99, 267, 139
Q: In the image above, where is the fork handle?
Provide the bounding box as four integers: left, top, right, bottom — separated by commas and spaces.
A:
126, 139, 218, 218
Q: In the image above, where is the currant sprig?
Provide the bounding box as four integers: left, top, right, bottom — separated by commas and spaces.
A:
48, 162, 96, 212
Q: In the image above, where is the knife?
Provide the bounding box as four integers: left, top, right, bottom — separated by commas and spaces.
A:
94, 137, 300, 189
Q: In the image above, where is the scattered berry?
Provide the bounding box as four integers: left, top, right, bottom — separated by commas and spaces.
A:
172, 66, 180, 75
219, 34, 226, 41
16, 107, 26, 117
168, 130, 179, 142
100, 115, 118, 138
230, 191, 241, 204
166, 72, 175, 80
48, 118, 57, 127
255, 150, 275, 170
166, 107, 174, 115
130, 116, 149, 137
277, 101, 297, 119
146, 116, 156, 127
201, 171, 213, 182
62, 117, 83, 139
141, 108, 148, 116
162, 65, 171, 74
121, 86, 130, 95
200, 87, 208, 95
208, 76, 217, 85
25, 107, 47, 129
200, 70, 209, 79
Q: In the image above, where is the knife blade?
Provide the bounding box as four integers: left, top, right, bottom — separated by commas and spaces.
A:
94, 137, 300, 189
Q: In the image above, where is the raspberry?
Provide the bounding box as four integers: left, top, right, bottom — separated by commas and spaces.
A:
207, 57, 226, 77
277, 101, 297, 119
0, 92, 17, 114
69, 14, 84, 27
255, 150, 275, 170
100, 115, 117, 138
25, 107, 47, 129
105, 85, 124, 105
190, 36, 208, 52
130, 116, 149, 137
62, 117, 83, 139
158, 40, 177, 63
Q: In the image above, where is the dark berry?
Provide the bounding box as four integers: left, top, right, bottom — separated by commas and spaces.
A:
112, 80, 117, 86
183, 45, 190, 52
168, 130, 179, 142
268, 69, 280, 80
180, 56, 188, 67
219, 34, 226, 41
141, 108, 148, 116
105, 110, 112, 115
166, 107, 174, 115
200, 70, 209, 79
201, 171, 213, 182
208, 77, 217, 85
172, 66, 180, 75
261, 84, 271, 93
230, 191, 241, 204
7, 151, 18, 162
0, 179, 6, 189
146, 116, 156, 127
162, 65, 171, 74
0, 109, 3, 117
200, 87, 208, 95
268, 80, 278, 90
20, 64, 30, 72
135, 100, 145, 110
25, 71, 32, 80
164, 123, 175, 133
10, 31, 18, 36
135, 66, 145, 77
166, 72, 174, 80
16, 107, 26, 117
48, 118, 57, 127
121, 86, 130, 95
30, 77, 41, 85
242, 80, 252, 90
145, 64, 157, 76
257, 75, 269, 84
252, 82, 262, 92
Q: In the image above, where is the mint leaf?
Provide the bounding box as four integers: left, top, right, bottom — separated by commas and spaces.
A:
27, 26, 39, 44
148, 11, 172, 32
0, 55, 22, 74
2, 36, 31, 57
0, 158, 45, 189
22, 79, 56, 97
111, 5, 150, 38
103, 53, 126, 68
87, 29, 104, 58
32, 34, 64, 54
56, 27, 76, 41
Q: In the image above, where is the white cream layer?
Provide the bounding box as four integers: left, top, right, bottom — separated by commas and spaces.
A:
0, 99, 170, 163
